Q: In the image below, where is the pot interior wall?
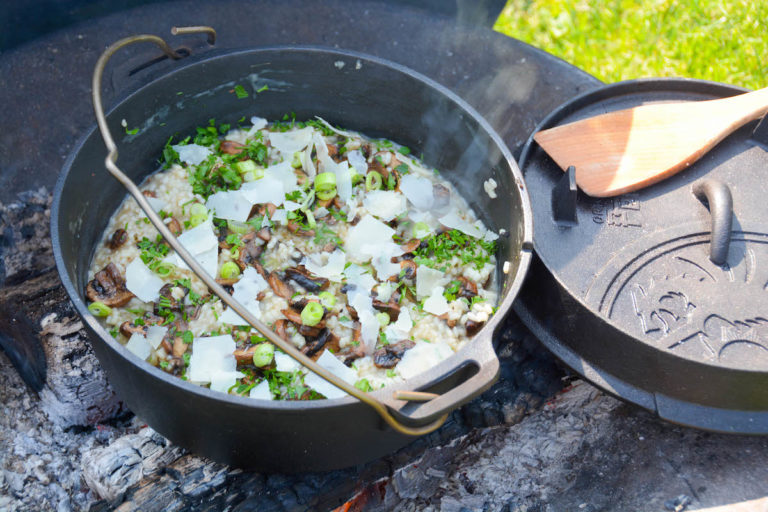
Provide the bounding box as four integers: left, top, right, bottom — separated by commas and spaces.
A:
54, 47, 530, 470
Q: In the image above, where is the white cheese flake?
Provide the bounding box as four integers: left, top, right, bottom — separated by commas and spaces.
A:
275, 351, 301, 372
205, 190, 252, 222
346, 215, 396, 262
145, 325, 168, 349
303, 349, 358, 400
362, 190, 407, 221
483, 178, 498, 199
267, 127, 314, 155
423, 287, 450, 316
187, 335, 242, 387
173, 143, 212, 166
416, 266, 447, 300
397, 341, 454, 380
125, 258, 164, 303
125, 332, 152, 360
240, 176, 285, 206
302, 249, 346, 282
249, 379, 273, 400
400, 174, 434, 211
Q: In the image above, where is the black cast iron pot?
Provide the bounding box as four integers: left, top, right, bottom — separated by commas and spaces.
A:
52, 43, 532, 472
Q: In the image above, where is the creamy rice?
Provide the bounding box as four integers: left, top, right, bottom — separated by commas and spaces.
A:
85, 116, 499, 400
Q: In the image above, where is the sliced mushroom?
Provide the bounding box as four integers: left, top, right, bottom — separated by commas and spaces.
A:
256, 228, 271, 242
274, 319, 290, 341
287, 221, 315, 237
457, 276, 478, 299
399, 238, 421, 254
465, 319, 485, 337
220, 140, 246, 155
107, 229, 128, 250
234, 345, 258, 364
86, 263, 134, 307
167, 217, 182, 236
172, 336, 188, 358
373, 339, 415, 368
372, 300, 400, 322
301, 328, 340, 359
268, 272, 293, 299
389, 259, 417, 282
235, 232, 265, 270
285, 267, 329, 293
119, 321, 148, 338
281, 308, 324, 337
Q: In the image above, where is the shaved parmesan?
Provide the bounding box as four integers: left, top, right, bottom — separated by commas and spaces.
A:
125, 332, 152, 360
346, 215, 395, 261
173, 143, 211, 165
125, 258, 163, 303
249, 379, 273, 400
270, 208, 288, 225
302, 249, 346, 282
264, 160, 299, 195
145, 325, 168, 349
400, 175, 434, 211
438, 211, 486, 239
210, 371, 245, 393
368, 242, 403, 280
205, 190, 252, 222
301, 143, 316, 179
144, 196, 166, 213
268, 127, 314, 155
363, 190, 406, 221
384, 307, 412, 341
177, 220, 218, 255
346, 150, 368, 175
416, 266, 447, 299
375, 282, 395, 303
283, 200, 301, 211
275, 351, 300, 372
218, 267, 269, 325
187, 335, 241, 385
247, 116, 267, 137
343, 264, 377, 291
397, 341, 454, 380
335, 161, 354, 205
240, 176, 285, 206
304, 348, 358, 399
423, 287, 449, 316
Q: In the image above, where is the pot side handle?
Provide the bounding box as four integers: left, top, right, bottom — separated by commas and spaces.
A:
382, 333, 500, 427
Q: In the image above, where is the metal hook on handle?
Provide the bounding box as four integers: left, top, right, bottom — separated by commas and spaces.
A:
692, 179, 733, 266
91, 27, 448, 436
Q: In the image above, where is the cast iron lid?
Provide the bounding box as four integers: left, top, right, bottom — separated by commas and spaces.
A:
516, 78, 768, 433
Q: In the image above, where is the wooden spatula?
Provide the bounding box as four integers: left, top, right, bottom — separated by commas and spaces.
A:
533, 86, 768, 197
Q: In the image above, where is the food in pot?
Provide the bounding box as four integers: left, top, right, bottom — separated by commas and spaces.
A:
86, 115, 499, 400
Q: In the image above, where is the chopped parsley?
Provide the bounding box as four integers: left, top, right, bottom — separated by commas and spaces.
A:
256, 84, 269, 93
414, 229, 497, 271
234, 85, 249, 99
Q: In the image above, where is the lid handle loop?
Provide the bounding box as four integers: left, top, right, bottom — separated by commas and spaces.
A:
692, 179, 733, 266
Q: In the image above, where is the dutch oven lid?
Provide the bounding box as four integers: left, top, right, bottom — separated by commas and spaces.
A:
517, 78, 768, 433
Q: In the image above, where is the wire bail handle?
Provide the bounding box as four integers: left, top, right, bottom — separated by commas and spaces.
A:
91, 26, 448, 436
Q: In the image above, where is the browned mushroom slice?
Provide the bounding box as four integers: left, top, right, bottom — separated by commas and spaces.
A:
465, 319, 485, 337
372, 300, 400, 322
119, 321, 148, 338
172, 336, 188, 358
399, 238, 421, 254
389, 259, 417, 282
167, 217, 182, 236
268, 272, 293, 299
285, 267, 329, 293
274, 319, 290, 341
234, 345, 258, 364
457, 276, 478, 299
286, 221, 315, 237
235, 232, 265, 270
373, 339, 415, 368
256, 228, 271, 242
220, 140, 246, 155
107, 229, 128, 250
215, 277, 240, 287
301, 328, 340, 359
86, 263, 134, 307
281, 308, 324, 338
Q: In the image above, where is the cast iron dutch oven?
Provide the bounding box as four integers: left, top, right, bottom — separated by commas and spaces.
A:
52, 33, 532, 472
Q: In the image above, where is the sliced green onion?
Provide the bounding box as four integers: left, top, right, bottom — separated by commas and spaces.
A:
88, 301, 112, 317
365, 171, 382, 191
301, 301, 324, 326
350, 169, 363, 185
412, 221, 431, 239
189, 203, 208, 217
230, 247, 240, 259
304, 209, 316, 229
227, 220, 250, 235
375, 312, 390, 327
314, 172, 337, 200
189, 214, 207, 228
153, 261, 175, 277
252, 343, 274, 367
318, 291, 336, 308
291, 151, 303, 168
220, 261, 241, 279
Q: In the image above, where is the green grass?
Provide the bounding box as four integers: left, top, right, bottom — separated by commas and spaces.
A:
494, 0, 768, 89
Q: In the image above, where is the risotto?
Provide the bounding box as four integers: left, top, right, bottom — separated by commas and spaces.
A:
85, 115, 499, 400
